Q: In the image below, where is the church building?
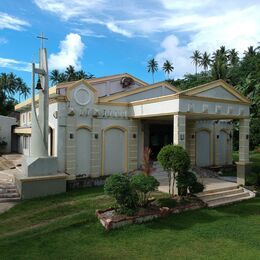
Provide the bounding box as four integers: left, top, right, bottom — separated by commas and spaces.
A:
14, 73, 251, 186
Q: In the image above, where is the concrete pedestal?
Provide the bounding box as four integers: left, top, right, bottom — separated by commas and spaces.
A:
236, 161, 252, 186
17, 156, 67, 199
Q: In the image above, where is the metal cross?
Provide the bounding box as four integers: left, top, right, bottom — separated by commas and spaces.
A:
37, 32, 48, 49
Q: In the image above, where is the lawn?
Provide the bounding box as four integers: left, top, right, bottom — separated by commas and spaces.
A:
0, 186, 259, 259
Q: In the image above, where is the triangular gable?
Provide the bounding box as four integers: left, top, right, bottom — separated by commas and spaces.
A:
180, 80, 250, 104
87, 73, 148, 87
99, 81, 180, 102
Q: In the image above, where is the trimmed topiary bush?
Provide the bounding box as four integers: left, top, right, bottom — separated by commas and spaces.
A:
157, 145, 191, 195
189, 181, 205, 194
130, 174, 159, 207
177, 171, 197, 196
104, 174, 137, 214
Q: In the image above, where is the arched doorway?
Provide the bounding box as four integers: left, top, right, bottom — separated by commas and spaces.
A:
196, 130, 211, 167
103, 127, 127, 175
76, 127, 91, 176
218, 130, 228, 165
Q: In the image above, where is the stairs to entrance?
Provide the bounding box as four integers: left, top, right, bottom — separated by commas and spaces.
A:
0, 180, 20, 203
196, 185, 255, 208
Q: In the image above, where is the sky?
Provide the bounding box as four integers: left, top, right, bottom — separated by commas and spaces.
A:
0, 0, 260, 100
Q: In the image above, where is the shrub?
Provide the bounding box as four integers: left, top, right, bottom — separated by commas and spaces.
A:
177, 171, 204, 195
189, 181, 205, 194
157, 145, 191, 195
104, 174, 137, 214
177, 171, 197, 196
130, 174, 159, 207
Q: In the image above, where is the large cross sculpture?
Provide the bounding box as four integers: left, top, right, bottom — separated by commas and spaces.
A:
37, 32, 48, 49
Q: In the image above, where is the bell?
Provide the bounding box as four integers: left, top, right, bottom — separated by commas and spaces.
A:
36, 78, 42, 90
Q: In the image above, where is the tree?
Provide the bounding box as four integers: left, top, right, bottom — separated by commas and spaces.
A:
200, 52, 211, 71
50, 69, 60, 85
50, 66, 94, 84
0, 73, 29, 115
162, 60, 174, 79
190, 50, 201, 74
65, 65, 77, 81
228, 49, 239, 66
244, 46, 257, 57
157, 145, 191, 196
147, 58, 158, 83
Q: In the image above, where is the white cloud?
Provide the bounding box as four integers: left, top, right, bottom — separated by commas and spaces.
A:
155, 35, 195, 78
49, 33, 84, 71
73, 28, 105, 38
34, 0, 260, 76
0, 12, 30, 31
0, 57, 31, 72
106, 22, 132, 37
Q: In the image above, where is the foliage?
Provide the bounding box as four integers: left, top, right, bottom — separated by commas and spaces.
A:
142, 147, 153, 176
0, 73, 29, 115
104, 174, 137, 214
189, 181, 205, 194
147, 58, 158, 83
157, 145, 191, 195
162, 60, 174, 79
176, 171, 197, 196
50, 65, 94, 85
190, 50, 202, 74
130, 174, 159, 207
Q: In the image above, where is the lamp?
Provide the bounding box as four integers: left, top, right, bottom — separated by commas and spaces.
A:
36, 78, 42, 90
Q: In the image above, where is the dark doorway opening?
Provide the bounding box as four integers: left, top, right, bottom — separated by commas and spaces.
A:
149, 123, 173, 160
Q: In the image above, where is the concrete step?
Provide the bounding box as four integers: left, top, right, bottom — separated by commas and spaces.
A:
207, 192, 252, 208
198, 187, 245, 201
0, 197, 20, 203
0, 192, 20, 198
197, 185, 239, 196
0, 188, 17, 194
0, 184, 16, 189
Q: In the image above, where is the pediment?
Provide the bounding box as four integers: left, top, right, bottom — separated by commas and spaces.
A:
182, 80, 250, 104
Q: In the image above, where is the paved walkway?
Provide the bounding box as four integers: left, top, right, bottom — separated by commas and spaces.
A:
152, 164, 238, 194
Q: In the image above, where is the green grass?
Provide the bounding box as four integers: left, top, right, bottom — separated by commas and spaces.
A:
0, 186, 260, 259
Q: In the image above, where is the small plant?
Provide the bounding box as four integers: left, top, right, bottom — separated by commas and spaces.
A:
142, 147, 153, 176
157, 145, 191, 196
189, 181, 205, 194
130, 173, 159, 207
104, 174, 137, 215
177, 171, 204, 196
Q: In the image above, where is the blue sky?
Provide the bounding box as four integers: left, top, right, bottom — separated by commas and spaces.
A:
0, 0, 260, 101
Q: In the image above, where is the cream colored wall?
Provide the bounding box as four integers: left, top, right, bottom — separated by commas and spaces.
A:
91, 78, 143, 97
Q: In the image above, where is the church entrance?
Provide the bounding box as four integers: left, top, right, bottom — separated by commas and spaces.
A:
148, 123, 173, 160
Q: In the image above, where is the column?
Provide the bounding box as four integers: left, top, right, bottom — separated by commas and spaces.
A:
173, 115, 186, 195
236, 118, 251, 185
186, 120, 196, 165
128, 120, 138, 172
91, 118, 101, 177
173, 114, 186, 149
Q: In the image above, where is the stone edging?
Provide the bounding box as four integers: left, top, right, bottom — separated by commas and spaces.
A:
96, 202, 205, 230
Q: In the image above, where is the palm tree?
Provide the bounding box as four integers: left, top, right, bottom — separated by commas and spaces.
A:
50, 69, 60, 85
65, 65, 77, 81
147, 58, 158, 83
244, 46, 257, 57
200, 52, 211, 71
190, 50, 201, 74
228, 49, 239, 66
162, 60, 174, 79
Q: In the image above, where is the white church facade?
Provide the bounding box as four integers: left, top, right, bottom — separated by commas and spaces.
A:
14, 74, 251, 185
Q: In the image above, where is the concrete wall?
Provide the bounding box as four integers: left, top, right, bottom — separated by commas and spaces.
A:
91, 78, 144, 97
0, 115, 17, 153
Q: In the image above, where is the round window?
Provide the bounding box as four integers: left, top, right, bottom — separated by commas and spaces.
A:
74, 87, 91, 106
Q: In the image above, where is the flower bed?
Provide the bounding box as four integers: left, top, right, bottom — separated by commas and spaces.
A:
96, 199, 205, 230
